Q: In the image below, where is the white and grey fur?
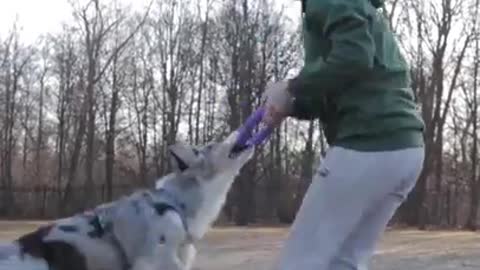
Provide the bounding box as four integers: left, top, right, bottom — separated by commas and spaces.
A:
154, 131, 254, 270
0, 131, 253, 270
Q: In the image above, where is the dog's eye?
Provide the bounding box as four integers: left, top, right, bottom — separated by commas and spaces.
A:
59, 225, 78, 233
153, 203, 174, 216
205, 144, 214, 151
192, 148, 199, 156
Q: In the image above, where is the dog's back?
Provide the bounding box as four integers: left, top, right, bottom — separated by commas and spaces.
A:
0, 131, 254, 270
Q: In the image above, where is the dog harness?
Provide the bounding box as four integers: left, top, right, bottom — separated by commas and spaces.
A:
84, 210, 132, 270
83, 188, 192, 270
147, 188, 192, 242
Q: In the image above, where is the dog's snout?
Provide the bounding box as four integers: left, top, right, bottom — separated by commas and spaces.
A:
229, 144, 249, 158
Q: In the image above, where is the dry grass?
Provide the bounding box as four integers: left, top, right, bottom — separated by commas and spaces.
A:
196, 227, 480, 270
1, 221, 480, 270
0, 221, 46, 241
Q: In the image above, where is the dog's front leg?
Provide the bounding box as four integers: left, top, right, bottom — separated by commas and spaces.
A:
178, 243, 196, 270
155, 211, 190, 270
158, 243, 184, 270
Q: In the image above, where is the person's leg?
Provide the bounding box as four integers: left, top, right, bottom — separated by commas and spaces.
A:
327, 197, 402, 270
272, 147, 424, 270
329, 148, 424, 270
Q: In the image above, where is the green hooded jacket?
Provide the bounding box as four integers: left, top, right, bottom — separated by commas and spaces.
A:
289, 0, 424, 151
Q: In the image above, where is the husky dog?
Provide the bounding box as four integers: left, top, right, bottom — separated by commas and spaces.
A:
0, 131, 253, 270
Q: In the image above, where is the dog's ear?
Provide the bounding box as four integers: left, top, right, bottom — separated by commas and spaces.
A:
16, 224, 53, 259
169, 143, 199, 172
17, 225, 88, 270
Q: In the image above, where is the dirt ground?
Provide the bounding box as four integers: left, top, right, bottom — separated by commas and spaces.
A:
1, 221, 480, 270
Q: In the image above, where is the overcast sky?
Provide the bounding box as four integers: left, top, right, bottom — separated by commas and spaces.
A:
0, 0, 300, 43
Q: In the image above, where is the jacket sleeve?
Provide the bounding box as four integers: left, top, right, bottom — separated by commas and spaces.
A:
289, 1, 376, 117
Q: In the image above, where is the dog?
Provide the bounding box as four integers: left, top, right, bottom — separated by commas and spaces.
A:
0, 131, 254, 270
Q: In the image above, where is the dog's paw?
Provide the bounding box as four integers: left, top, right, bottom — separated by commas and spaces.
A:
131, 258, 158, 270
178, 244, 196, 270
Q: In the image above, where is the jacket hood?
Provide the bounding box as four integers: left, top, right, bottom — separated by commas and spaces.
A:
369, 0, 384, 8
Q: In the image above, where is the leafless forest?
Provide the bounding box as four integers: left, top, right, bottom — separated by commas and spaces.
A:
0, 0, 479, 230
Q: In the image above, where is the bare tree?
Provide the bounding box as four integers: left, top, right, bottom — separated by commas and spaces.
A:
396, 0, 473, 228
464, 0, 480, 230
0, 27, 33, 215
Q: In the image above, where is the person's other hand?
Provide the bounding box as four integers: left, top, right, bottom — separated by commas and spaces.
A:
262, 81, 293, 128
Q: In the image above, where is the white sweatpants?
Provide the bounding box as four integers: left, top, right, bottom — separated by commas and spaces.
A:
274, 146, 424, 270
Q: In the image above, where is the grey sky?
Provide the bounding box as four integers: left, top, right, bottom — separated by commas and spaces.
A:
0, 0, 301, 43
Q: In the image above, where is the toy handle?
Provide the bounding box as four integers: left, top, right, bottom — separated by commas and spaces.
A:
232, 108, 273, 154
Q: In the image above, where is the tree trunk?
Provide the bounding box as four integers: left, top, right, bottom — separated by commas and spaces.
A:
465, 33, 479, 230
105, 55, 119, 201
294, 121, 315, 215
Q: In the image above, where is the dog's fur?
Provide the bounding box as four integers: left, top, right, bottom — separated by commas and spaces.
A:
0, 131, 253, 270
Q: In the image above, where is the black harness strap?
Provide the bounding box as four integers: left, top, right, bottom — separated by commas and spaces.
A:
147, 188, 194, 244
87, 213, 131, 270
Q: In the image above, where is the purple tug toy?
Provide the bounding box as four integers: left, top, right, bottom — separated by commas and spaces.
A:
231, 108, 273, 155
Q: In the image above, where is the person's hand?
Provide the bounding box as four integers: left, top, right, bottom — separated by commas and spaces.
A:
262, 81, 293, 128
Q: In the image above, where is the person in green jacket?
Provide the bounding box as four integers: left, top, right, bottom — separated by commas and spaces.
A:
261, 0, 425, 269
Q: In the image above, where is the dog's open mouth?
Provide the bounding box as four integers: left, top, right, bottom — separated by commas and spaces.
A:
229, 143, 250, 159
